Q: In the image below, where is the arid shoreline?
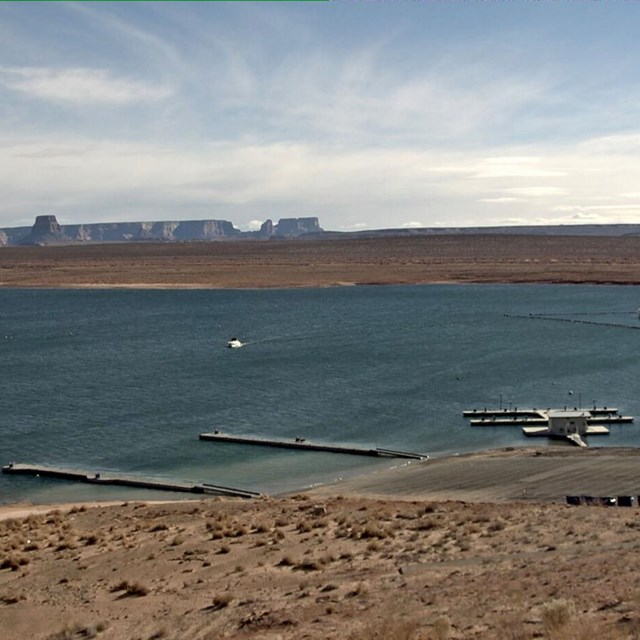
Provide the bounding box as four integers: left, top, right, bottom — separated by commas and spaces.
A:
2, 234, 640, 288
3, 446, 640, 640
4, 237, 640, 639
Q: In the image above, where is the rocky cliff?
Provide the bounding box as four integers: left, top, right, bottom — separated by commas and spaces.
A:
258, 217, 322, 238
0, 215, 323, 246
18, 215, 69, 245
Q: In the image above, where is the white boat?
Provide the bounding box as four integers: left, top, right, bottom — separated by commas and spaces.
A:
227, 338, 244, 349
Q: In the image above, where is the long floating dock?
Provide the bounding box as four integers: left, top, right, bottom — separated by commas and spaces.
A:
199, 432, 425, 460
1, 463, 260, 499
463, 407, 633, 427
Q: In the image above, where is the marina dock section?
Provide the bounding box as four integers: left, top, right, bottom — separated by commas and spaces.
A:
2, 463, 260, 499
463, 405, 634, 447
464, 407, 633, 427
199, 431, 425, 460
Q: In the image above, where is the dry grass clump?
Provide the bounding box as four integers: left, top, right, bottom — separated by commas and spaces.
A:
109, 579, 149, 597
1, 554, 28, 570
210, 592, 233, 610
540, 598, 576, 633
347, 616, 423, 640
47, 620, 107, 639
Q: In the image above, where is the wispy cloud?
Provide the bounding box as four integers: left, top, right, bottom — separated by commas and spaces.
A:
2, 3, 640, 230
0, 66, 172, 105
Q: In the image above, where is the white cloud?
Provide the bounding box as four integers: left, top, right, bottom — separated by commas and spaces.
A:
470, 156, 566, 179
242, 219, 264, 231
4, 131, 640, 231
400, 221, 423, 228
0, 67, 172, 105
506, 186, 567, 197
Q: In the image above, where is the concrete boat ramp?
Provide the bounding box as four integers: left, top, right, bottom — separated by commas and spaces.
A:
1, 463, 259, 499
199, 431, 425, 460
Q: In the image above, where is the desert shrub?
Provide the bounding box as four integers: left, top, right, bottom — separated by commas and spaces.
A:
0, 555, 23, 571
252, 521, 270, 533
430, 615, 451, 640
540, 598, 575, 633
415, 519, 439, 532
488, 519, 506, 532
295, 559, 322, 571
347, 617, 420, 639
347, 582, 369, 598
360, 523, 388, 539
296, 521, 312, 534
211, 593, 233, 609
47, 620, 107, 639
110, 580, 149, 597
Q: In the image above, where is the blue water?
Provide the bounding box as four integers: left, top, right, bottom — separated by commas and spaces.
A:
1, 284, 639, 504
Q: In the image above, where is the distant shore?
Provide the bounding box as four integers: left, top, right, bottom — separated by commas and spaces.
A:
2, 234, 640, 288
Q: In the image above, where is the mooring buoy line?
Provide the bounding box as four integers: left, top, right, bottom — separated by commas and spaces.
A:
527, 311, 636, 317
504, 314, 640, 330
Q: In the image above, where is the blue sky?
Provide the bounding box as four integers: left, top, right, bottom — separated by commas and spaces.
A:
2, 1, 640, 231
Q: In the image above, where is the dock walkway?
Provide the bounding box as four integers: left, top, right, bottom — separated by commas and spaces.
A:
464, 407, 633, 427
199, 432, 425, 460
1, 463, 259, 499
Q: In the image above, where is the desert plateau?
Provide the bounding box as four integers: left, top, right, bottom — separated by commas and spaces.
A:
2, 234, 640, 288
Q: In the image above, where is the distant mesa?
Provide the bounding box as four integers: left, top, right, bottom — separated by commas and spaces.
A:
0, 215, 324, 247
3, 214, 640, 247
19, 215, 70, 246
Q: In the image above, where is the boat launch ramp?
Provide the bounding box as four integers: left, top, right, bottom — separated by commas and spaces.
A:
1, 463, 259, 499
199, 431, 425, 460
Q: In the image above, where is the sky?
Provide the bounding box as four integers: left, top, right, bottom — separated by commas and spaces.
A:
2, 1, 640, 232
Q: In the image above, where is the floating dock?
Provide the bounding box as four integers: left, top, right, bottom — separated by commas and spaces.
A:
464, 407, 633, 427
1, 463, 260, 499
463, 404, 634, 448
199, 432, 425, 460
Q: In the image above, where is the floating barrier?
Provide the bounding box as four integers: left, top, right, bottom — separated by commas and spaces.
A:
505, 313, 640, 331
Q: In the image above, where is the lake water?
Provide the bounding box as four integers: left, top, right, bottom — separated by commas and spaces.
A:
2, 284, 639, 504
